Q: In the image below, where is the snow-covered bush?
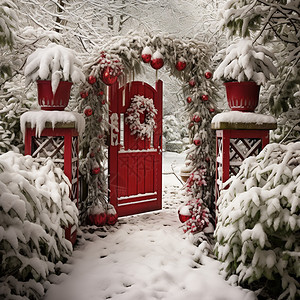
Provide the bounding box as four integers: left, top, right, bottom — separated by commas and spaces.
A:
213, 38, 277, 85
24, 43, 85, 94
214, 142, 300, 299
0, 152, 78, 300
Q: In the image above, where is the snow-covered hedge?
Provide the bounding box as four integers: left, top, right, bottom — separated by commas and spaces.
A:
0, 152, 78, 300
214, 142, 300, 299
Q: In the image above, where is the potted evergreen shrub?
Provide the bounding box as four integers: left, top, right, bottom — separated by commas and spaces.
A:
213, 38, 277, 112
24, 43, 85, 110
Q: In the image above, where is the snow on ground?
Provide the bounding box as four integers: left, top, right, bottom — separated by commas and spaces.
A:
44, 151, 256, 300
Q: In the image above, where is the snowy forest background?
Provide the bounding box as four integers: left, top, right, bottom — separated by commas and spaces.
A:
0, 0, 300, 300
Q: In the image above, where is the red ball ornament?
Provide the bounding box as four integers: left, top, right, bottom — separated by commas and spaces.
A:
194, 139, 201, 146
186, 96, 192, 104
84, 107, 93, 117
98, 90, 104, 96
101, 66, 118, 85
193, 115, 201, 123
80, 91, 89, 99
178, 213, 191, 223
141, 46, 152, 63
205, 71, 212, 79
189, 79, 196, 87
201, 94, 209, 101
88, 75, 97, 84
101, 99, 106, 105
89, 213, 107, 226
106, 204, 118, 225
92, 167, 101, 175
175, 58, 187, 71
209, 107, 215, 113
106, 212, 118, 225
150, 50, 164, 70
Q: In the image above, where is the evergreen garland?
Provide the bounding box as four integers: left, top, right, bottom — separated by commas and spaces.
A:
77, 31, 221, 222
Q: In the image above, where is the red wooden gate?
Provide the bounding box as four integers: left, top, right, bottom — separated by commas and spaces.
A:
108, 80, 163, 217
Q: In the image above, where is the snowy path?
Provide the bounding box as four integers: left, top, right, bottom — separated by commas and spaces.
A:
44, 152, 255, 300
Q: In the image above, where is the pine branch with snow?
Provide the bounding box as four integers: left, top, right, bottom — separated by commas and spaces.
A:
214, 142, 300, 299
0, 152, 78, 300
213, 38, 277, 85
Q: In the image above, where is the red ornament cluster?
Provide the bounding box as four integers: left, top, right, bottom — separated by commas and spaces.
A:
88, 204, 118, 226
141, 47, 164, 70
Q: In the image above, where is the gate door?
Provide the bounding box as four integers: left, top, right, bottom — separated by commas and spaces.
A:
109, 80, 163, 217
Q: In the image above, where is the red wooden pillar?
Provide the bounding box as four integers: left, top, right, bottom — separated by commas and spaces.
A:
24, 121, 80, 245
212, 112, 277, 201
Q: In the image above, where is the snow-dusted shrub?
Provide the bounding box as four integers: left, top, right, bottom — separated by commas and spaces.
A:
213, 38, 277, 85
214, 142, 300, 299
0, 152, 78, 300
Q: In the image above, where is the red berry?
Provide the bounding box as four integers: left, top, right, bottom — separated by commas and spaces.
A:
80, 91, 89, 98
189, 79, 196, 87
194, 139, 201, 146
84, 108, 93, 117
193, 115, 201, 122
92, 167, 101, 175
205, 71, 212, 79
186, 97, 192, 104
201, 95, 209, 101
88, 75, 97, 84
175, 60, 186, 71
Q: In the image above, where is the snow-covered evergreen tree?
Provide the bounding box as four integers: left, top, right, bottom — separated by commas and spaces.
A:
214, 142, 300, 299
0, 152, 78, 300
217, 0, 300, 142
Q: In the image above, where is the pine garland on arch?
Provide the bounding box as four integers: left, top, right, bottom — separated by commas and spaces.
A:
77, 31, 221, 224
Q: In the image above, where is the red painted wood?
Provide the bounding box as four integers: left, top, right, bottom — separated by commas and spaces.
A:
109, 80, 163, 217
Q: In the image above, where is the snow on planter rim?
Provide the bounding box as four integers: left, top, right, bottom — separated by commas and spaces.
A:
20, 110, 85, 140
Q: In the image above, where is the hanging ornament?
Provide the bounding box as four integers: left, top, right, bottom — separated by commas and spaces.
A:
88, 75, 97, 84
189, 79, 196, 87
175, 57, 187, 71
80, 91, 89, 99
141, 46, 152, 63
178, 205, 191, 223
205, 71, 212, 79
98, 90, 104, 96
88, 203, 107, 226
201, 94, 209, 101
106, 204, 118, 225
150, 50, 164, 70
186, 96, 192, 104
101, 66, 118, 85
84, 106, 93, 117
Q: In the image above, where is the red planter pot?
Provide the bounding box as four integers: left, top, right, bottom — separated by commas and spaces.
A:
224, 81, 260, 112
37, 80, 72, 111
